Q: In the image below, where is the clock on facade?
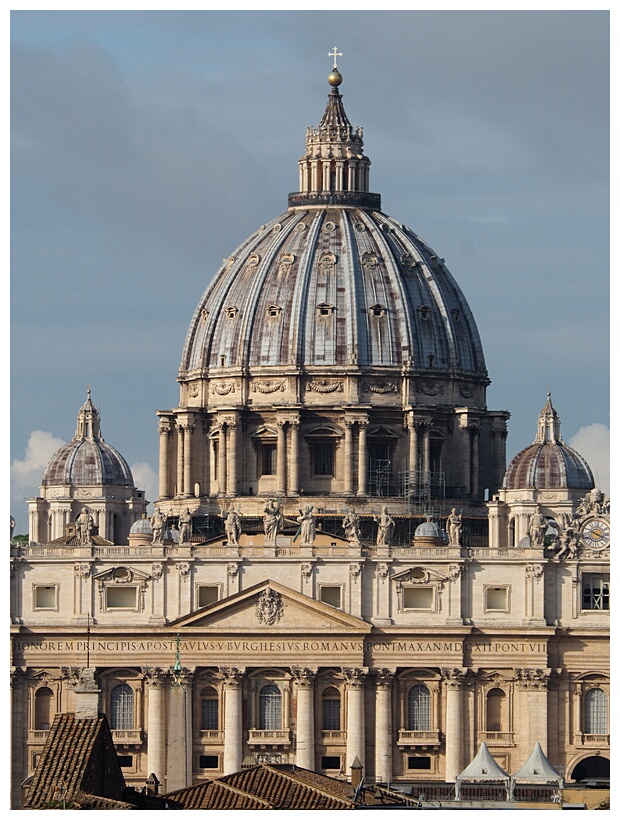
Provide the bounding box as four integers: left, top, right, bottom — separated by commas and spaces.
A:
581, 518, 611, 550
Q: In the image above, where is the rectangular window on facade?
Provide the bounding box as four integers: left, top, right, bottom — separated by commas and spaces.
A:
261, 443, 277, 476
320, 586, 342, 609
117, 756, 133, 768
198, 585, 219, 608
403, 587, 434, 610
34, 585, 57, 610
199, 755, 219, 769
485, 586, 509, 611
582, 575, 610, 610
106, 586, 138, 609
408, 756, 431, 770
201, 699, 218, 730
321, 756, 341, 770
313, 443, 334, 476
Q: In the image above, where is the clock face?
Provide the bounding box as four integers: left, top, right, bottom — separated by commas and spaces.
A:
581, 518, 611, 550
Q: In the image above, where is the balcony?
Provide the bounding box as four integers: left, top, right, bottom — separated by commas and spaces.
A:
247, 729, 292, 747
479, 731, 515, 746
28, 730, 49, 744
578, 733, 610, 747
112, 729, 143, 746
320, 730, 346, 744
198, 729, 224, 743
397, 729, 441, 747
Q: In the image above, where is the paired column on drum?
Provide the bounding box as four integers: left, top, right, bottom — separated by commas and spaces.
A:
457, 410, 480, 499
275, 413, 301, 496
214, 412, 240, 497
407, 412, 432, 479
342, 414, 369, 496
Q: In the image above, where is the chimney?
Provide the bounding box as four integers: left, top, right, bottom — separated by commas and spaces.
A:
74, 667, 100, 720
145, 773, 160, 796
350, 755, 363, 790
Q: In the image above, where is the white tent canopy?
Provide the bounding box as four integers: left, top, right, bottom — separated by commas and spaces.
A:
454, 743, 510, 800
511, 742, 563, 783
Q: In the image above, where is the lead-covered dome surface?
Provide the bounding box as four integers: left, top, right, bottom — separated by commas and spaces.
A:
180, 72, 487, 380
42, 391, 134, 488
503, 394, 594, 491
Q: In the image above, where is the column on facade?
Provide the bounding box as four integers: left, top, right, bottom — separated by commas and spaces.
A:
344, 419, 354, 496
357, 421, 368, 496
183, 422, 194, 498
226, 419, 238, 496
10, 668, 26, 811
345, 669, 367, 773
158, 421, 172, 499
145, 668, 167, 787
276, 420, 287, 496
516, 669, 550, 759
166, 670, 193, 792
374, 670, 393, 784
288, 419, 300, 495
443, 669, 466, 782
293, 669, 315, 771
222, 668, 244, 775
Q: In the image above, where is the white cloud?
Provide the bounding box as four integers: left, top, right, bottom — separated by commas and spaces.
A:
11, 430, 66, 495
130, 461, 158, 514
568, 423, 610, 496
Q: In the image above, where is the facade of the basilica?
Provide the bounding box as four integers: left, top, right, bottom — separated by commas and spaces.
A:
10, 65, 609, 808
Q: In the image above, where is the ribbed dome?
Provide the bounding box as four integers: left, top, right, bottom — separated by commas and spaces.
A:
415, 520, 443, 538
180, 73, 487, 380
503, 394, 594, 491
42, 391, 134, 488
130, 517, 153, 535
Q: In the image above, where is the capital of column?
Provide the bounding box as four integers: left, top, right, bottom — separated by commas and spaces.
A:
221, 667, 245, 688
440, 667, 468, 689
373, 668, 395, 688
159, 424, 172, 437
514, 667, 552, 690
291, 667, 316, 688
343, 667, 368, 688
10, 667, 26, 688
142, 667, 167, 688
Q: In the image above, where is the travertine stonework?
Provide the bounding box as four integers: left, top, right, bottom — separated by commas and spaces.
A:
11, 66, 609, 808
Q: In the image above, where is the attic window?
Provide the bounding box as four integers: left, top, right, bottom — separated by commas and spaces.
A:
226, 306, 238, 319
267, 305, 282, 318
317, 303, 335, 317
418, 305, 431, 320
370, 304, 386, 318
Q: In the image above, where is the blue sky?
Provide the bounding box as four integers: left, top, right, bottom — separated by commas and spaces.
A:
9, 9, 610, 533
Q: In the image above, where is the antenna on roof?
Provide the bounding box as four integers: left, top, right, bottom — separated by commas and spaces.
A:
172, 633, 184, 689
86, 612, 91, 668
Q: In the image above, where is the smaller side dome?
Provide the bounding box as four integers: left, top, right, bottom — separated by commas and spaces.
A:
415, 520, 442, 538
130, 517, 152, 535
503, 394, 594, 491
42, 391, 134, 487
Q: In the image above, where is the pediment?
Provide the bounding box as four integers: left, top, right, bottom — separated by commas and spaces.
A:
391, 566, 449, 584
171, 579, 368, 632
92, 565, 151, 583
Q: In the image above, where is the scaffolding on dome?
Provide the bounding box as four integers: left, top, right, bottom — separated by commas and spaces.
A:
399, 467, 446, 542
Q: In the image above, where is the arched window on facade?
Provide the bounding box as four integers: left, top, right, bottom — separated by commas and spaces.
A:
322, 687, 341, 731
486, 687, 506, 732
407, 684, 431, 731
259, 684, 282, 730
584, 687, 608, 734
34, 687, 53, 730
110, 683, 134, 730
201, 686, 219, 730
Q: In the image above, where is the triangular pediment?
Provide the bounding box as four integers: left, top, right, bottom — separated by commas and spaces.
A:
170, 579, 368, 632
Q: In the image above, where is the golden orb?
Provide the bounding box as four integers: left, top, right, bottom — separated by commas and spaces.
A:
328, 69, 342, 87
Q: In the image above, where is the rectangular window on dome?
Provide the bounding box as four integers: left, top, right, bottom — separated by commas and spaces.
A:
106, 586, 137, 609
34, 585, 58, 610
261, 443, 277, 476
312, 443, 334, 476
582, 575, 610, 611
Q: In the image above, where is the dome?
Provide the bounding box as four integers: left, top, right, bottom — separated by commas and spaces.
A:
180, 73, 487, 380
42, 390, 135, 488
130, 517, 152, 535
503, 394, 594, 491
415, 519, 443, 538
